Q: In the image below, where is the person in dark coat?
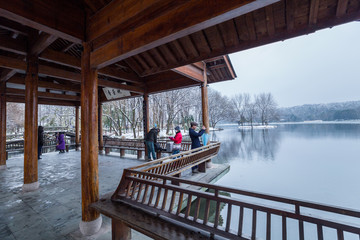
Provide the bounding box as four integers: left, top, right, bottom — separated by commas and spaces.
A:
145, 125, 159, 160
56, 132, 66, 153
189, 121, 206, 172
38, 126, 44, 159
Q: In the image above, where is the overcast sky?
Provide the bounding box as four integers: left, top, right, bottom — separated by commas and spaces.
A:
211, 21, 360, 108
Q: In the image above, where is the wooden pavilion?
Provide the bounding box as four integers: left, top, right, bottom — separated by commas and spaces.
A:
0, 0, 359, 237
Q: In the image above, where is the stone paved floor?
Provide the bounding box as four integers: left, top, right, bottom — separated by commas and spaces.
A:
0, 151, 151, 240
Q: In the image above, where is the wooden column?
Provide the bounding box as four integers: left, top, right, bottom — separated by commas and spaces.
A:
80, 42, 101, 235
201, 62, 210, 134
201, 62, 211, 169
75, 105, 80, 151
98, 103, 103, 153
0, 81, 6, 169
23, 55, 39, 190
143, 94, 149, 160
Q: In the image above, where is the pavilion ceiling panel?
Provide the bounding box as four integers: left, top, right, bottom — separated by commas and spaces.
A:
0, 0, 85, 43
102, 0, 358, 78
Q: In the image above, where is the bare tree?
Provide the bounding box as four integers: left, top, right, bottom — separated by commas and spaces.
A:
231, 93, 246, 125
255, 93, 278, 125
208, 89, 231, 128
244, 94, 257, 126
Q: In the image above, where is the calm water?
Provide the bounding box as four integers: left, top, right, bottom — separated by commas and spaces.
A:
208, 123, 360, 239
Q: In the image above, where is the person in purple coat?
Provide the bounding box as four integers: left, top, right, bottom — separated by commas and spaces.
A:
56, 132, 66, 153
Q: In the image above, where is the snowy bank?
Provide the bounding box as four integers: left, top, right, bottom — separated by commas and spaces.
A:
238, 125, 277, 130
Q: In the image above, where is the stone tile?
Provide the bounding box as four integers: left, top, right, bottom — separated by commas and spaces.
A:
1, 150, 211, 239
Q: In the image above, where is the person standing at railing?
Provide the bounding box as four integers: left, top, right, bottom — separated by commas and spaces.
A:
189, 122, 206, 173
145, 124, 159, 161
38, 126, 44, 159
169, 126, 182, 155
56, 132, 66, 153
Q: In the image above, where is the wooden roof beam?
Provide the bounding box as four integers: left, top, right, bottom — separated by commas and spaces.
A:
0, 0, 84, 43
98, 79, 144, 94
0, 55, 81, 83
39, 49, 143, 84
0, 69, 17, 82
172, 65, 204, 83
0, 35, 27, 55
0, 17, 31, 36
6, 95, 78, 106
30, 32, 58, 56
146, 76, 199, 94
90, 0, 279, 69
8, 75, 80, 92
6, 88, 80, 101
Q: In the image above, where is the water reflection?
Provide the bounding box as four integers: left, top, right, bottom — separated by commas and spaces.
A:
279, 123, 360, 139
212, 128, 281, 163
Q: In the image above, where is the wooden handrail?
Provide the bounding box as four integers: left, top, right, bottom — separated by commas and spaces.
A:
112, 167, 360, 239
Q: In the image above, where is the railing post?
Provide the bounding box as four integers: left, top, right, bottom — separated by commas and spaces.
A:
112, 219, 131, 240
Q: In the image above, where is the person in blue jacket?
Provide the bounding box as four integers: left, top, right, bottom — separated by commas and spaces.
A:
189, 121, 206, 173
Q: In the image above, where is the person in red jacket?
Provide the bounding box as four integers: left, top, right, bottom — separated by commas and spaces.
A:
169, 126, 182, 155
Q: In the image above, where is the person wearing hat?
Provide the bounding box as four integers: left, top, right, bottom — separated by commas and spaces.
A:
145, 124, 160, 160
189, 122, 206, 173
169, 126, 182, 155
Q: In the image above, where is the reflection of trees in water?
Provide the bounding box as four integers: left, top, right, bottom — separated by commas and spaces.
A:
212, 129, 281, 163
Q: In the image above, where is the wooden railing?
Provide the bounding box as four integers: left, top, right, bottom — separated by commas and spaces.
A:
103, 137, 193, 152
112, 168, 360, 240
5, 133, 76, 159
128, 142, 220, 176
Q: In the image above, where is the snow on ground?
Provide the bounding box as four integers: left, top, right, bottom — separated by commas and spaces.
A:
238, 125, 277, 130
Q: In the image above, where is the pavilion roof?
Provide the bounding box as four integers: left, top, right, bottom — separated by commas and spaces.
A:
0, 0, 359, 105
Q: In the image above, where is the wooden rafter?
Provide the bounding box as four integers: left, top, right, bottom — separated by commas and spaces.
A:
286, 0, 295, 32
265, 5, 276, 37
90, 0, 279, 69
309, 0, 320, 26
336, 0, 349, 18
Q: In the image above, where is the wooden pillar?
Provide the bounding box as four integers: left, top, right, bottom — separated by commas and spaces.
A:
143, 94, 149, 160
75, 105, 80, 151
112, 219, 131, 240
201, 62, 210, 134
79, 42, 102, 235
0, 81, 6, 169
98, 103, 104, 153
23, 55, 39, 191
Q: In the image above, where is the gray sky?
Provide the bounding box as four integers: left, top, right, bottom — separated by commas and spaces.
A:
211, 21, 360, 108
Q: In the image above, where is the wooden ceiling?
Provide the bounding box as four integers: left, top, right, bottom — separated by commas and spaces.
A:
0, 0, 359, 106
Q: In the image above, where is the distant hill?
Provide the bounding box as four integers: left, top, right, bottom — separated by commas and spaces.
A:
279, 101, 360, 122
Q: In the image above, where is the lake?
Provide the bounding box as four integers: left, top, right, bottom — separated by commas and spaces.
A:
208, 123, 360, 239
